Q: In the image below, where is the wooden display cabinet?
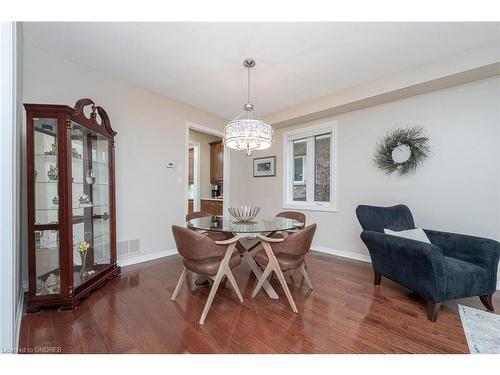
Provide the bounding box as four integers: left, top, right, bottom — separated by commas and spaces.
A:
25, 98, 120, 312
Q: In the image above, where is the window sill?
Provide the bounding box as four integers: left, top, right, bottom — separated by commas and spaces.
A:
283, 203, 337, 213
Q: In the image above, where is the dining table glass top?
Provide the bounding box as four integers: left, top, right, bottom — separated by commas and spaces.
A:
187, 215, 303, 233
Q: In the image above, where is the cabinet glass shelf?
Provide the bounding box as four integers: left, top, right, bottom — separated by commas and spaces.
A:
71, 158, 109, 166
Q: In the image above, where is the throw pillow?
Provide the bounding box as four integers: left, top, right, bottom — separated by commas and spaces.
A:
384, 228, 431, 244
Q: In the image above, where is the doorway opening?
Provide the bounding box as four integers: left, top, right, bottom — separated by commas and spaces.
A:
185, 122, 229, 218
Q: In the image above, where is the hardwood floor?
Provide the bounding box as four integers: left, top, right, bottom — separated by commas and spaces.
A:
18, 251, 499, 354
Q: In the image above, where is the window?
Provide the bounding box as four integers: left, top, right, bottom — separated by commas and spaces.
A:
283, 123, 336, 211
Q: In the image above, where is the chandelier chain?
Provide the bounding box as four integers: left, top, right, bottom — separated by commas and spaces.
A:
247, 66, 251, 104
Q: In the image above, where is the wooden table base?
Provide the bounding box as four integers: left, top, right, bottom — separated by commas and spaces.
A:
236, 236, 279, 300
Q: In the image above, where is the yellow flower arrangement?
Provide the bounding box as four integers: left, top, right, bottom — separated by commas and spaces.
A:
77, 241, 90, 253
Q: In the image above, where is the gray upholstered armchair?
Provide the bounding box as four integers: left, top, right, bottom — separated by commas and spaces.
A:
356, 204, 500, 322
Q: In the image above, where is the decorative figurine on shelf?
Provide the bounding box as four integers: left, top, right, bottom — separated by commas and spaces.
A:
36, 274, 60, 295
45, 273, 59, 293
86, 169, 96, 184
72, 125, 83, 136
52, 196, 59, 206
77, 241, 90, 277
34, 230, 43, 244
78, 193, 93, 208
44, 143, 57, 156
47, 165, 58, 181
72, 147, 82, 159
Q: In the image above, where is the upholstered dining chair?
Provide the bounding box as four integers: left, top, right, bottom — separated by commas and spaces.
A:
272, 211, 308, 271
252, 224, 317, 313
186, 210, 232, 242
269, 211, 306, 241
276, 211, 306, 227
171, 225, 243, 324
185, 211, 211, 221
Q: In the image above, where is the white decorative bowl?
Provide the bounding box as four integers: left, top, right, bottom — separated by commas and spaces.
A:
228, 206, 261, 222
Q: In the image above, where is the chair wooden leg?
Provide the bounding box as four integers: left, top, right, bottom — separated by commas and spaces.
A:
199, 271, 223, 325
275, 266, 298, 313
374, 272, 381, 286
225, 270, 243, 303
199, 242, 242, 325
480, 294, 494, 311
257, 241, 299, 313
427, 300, 441, 322
171, 267, 186, 301
300, 263, 313, 290
251, 265, 273, 297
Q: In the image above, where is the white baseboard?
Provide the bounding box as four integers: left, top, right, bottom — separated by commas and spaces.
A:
117, 249, 178, 268
14, 288, 24, 351
311, 245, 372, 263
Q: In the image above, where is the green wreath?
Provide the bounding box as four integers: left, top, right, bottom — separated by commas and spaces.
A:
374, 126, 430, 175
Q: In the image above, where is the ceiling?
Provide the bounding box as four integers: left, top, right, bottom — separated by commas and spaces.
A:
23, 22, 500, 119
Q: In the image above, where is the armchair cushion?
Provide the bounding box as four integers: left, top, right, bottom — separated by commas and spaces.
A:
444, 256, 490, 300
425, 229, 500, 274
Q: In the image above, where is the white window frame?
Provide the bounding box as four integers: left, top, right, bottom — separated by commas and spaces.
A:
282, 122, 337, 212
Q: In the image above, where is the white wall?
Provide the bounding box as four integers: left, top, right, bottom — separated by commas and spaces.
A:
22, 41, 227, 271
231, 77, 500, 283
0, 21, 23, 353
264, 41, 500, 127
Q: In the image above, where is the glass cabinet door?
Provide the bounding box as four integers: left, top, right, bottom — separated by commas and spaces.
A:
71, 122, 112, 288
33, 118, 61, 296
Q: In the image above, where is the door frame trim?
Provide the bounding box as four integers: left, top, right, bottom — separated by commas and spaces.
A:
188, 141, 201, 211
185, 122, 229, 216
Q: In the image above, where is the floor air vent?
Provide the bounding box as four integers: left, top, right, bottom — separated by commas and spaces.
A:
117, 239, 140, 256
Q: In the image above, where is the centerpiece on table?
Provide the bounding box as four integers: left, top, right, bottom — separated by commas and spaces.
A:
228, 206, 261, 222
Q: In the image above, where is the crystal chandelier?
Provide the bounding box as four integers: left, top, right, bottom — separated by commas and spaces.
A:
224, 58, 273, 156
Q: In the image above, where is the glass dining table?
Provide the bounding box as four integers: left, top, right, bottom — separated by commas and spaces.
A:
187, 215, 303, 299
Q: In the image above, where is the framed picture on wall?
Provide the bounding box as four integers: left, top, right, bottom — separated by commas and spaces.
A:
253, 156, 276, 177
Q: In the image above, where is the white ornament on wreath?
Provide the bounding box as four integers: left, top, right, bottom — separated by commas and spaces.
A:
391, 143, 412, 164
